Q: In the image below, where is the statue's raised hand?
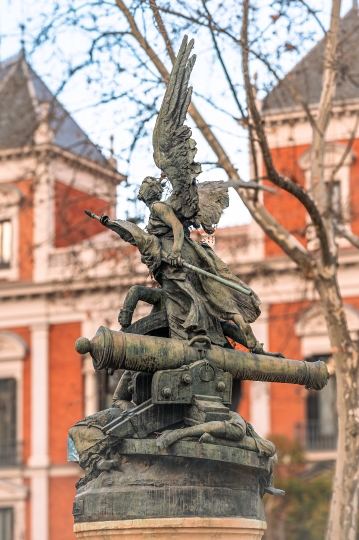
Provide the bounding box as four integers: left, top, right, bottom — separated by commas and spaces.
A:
100, 213, 109, 225
167, 250, 182, 267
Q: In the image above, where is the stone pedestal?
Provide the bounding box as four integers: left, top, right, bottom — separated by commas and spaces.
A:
74, 517, 266, 539
72, 440, 274, 539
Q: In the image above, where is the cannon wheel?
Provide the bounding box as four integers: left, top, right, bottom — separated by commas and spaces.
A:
123, 310, 170, 338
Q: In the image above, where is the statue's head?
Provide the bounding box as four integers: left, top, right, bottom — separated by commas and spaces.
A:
138, 176, 164, 206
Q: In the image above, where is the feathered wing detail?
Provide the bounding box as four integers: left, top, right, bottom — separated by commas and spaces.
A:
153, 35, 201, 221
196, 181, 229, 234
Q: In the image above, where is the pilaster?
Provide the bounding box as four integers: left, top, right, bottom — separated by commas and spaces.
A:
250, 305, 271, 437
33, 163, 52, 282
29, 322, 49, 540
82, 320, 98, 417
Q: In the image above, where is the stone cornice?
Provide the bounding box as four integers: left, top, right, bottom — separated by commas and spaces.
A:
262, 98, 359, 126
0, 144, 126, 185
0, 273, 149, 301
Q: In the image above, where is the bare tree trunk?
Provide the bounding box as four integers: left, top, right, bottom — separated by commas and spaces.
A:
240, 0, 359, 536
311, 0, 341, 213
314, 274, 359, 540
311, 0, 342, 266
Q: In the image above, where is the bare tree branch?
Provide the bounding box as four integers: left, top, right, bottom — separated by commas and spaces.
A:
149, 0, 176, 63
116, 0, 241, 175
152, 1, 320, 132
330, 111, 359, 184
311, 0, 341, 208
241, 0, 331, 267
116, 0, 313, 269
334, 222, 359, 249
200, 0, 246, 121
297, 0, 327, 35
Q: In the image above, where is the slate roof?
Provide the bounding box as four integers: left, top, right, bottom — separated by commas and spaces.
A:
262, 6, 359, 113
0, 51, 110, 168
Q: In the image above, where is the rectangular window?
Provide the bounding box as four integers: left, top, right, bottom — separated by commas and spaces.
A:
305, 355, 337, 450
326, 180, 341, 216
0, 508, 13, 540
0, 220, 11, 269
0, 379, 17, 467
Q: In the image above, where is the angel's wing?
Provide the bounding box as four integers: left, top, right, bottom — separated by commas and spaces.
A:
196, 181, 229, 234
153, 36, 201, 221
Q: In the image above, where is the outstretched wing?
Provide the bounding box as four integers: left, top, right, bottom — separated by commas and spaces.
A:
196, 181, 229, 234
153, 35, 201, 221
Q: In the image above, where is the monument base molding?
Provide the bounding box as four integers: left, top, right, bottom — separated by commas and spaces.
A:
74, 517, 266, 539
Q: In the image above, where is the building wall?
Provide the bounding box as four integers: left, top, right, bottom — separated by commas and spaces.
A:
263, 144, 308, 257
49, 322, 83, 464
268, 301, 308, 439
49, 477, 77, 540
0, 145, 127, 540
54, 182, 110, 248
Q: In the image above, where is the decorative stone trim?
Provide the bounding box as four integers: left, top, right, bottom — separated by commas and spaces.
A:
74, 517, 267, 539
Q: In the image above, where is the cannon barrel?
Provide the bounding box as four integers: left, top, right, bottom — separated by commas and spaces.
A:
75, 326, 329, 390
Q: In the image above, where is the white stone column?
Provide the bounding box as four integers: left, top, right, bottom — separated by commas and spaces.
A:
33, 164, 52, 283
249, 305, 271, 437
83, 355, 98, 417
82, 320, 99, 417
29, 322, 49, 540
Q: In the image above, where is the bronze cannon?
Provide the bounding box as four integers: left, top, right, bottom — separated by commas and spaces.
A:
75, 325, 329, 390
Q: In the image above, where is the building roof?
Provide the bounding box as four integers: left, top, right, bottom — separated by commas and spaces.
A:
262, 6, 359, 114
0, 51, 110, 168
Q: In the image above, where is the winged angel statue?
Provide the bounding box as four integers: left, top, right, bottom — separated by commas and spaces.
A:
87, 36, 274, 355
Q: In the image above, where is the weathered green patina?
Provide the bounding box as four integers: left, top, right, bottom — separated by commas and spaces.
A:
69, 35, 329, 527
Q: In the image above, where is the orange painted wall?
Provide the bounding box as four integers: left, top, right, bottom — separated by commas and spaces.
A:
49, 322, 83, 464
343, 296, 359, 311
49, 477, 77, 540
238, 380, 250, 420
268, 301, 309, 439
264, 144, 309, 258
54, 181, 110, 248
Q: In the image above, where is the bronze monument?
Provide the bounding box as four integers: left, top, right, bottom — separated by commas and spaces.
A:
69, 36, 328, 538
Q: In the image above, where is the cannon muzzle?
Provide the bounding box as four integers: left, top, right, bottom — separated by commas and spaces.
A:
75, 326, 329, 390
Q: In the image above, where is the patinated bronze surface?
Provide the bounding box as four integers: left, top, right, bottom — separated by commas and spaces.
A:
70, 35, 329, 525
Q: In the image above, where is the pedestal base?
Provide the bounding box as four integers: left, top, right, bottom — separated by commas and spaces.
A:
74, 517, 266, 539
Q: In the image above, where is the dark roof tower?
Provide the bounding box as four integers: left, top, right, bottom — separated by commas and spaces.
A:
263, 5, 359, 113
0, 51, 109, 167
